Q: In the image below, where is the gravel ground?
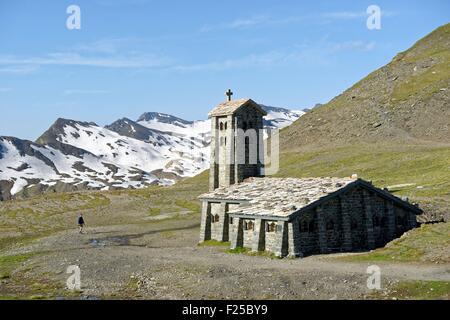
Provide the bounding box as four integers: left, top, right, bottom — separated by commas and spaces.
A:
4, 216, 449, 300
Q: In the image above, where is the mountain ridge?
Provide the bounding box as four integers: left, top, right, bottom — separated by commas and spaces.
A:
281, 23, 450, 150
0, 105, 304, 200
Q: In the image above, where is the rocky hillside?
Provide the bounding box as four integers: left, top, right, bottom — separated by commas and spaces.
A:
0, 105, 304, 200
281, 23, 450, 149
275, 23, 450, 222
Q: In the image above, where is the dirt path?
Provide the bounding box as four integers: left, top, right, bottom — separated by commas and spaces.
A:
3, 215, 448, 300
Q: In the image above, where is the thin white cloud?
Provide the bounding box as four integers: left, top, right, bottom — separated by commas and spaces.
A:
202, 10, 396, 32
171, 38, 376, 72
96, 0, 151, 6
228, 16, 269, 29
0, 37, 172, 72
321, 10, 396, 20
0, 65, 39, 75
73, 37, 150, 54
322, 11, 366, 19
0, 31, 377, 77
172, 51, 288, 72
329, 41, 376, 53
202, 18, 261, 31
63, 89, 110, 95
0, 52, 172, 69
201, 15, 304, 32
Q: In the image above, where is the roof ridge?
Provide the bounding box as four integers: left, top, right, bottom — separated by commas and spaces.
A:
208, 98, 267, 117
199, 177, 422, 219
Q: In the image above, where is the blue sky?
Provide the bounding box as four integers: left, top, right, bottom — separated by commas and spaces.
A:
0, 0, 449, 140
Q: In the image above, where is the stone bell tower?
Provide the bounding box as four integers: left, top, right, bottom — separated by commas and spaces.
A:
208, 90, 267, 191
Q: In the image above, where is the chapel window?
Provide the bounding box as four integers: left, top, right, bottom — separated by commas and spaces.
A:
266, 222, 277, 233
373, 215, 381, 228
245, 220, 254, 231
300, 220, 309, 233
213, 214, 220, 223
396, 214, 407, 227
245, 136, 250, 164
309, 220, 317, 232
326, 220, 334, 231
351, 217, 358, 230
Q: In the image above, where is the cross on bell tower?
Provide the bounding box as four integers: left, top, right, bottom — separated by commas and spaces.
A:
225, 89, 233, 101
208, 96, 267, 191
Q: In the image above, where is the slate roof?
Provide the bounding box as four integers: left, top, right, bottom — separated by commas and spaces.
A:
208, 99, 267, 118
198, 177, 423, 220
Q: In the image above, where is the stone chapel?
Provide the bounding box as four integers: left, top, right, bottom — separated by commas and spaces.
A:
198, 91, 422, 258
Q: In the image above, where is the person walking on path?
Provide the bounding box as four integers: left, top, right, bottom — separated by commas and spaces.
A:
78, 214, 85, 234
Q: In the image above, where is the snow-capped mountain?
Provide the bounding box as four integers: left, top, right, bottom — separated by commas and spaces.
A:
261, 105, 305, 129
0, 105, 304, 200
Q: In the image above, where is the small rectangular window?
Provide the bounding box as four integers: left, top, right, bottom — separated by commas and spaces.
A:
266, 222, 277, 233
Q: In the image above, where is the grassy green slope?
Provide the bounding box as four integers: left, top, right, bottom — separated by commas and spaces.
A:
275, 23, 450, 221
277, 144, 450, 221
281, 23, 450, 147
0, 170, 209, 251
